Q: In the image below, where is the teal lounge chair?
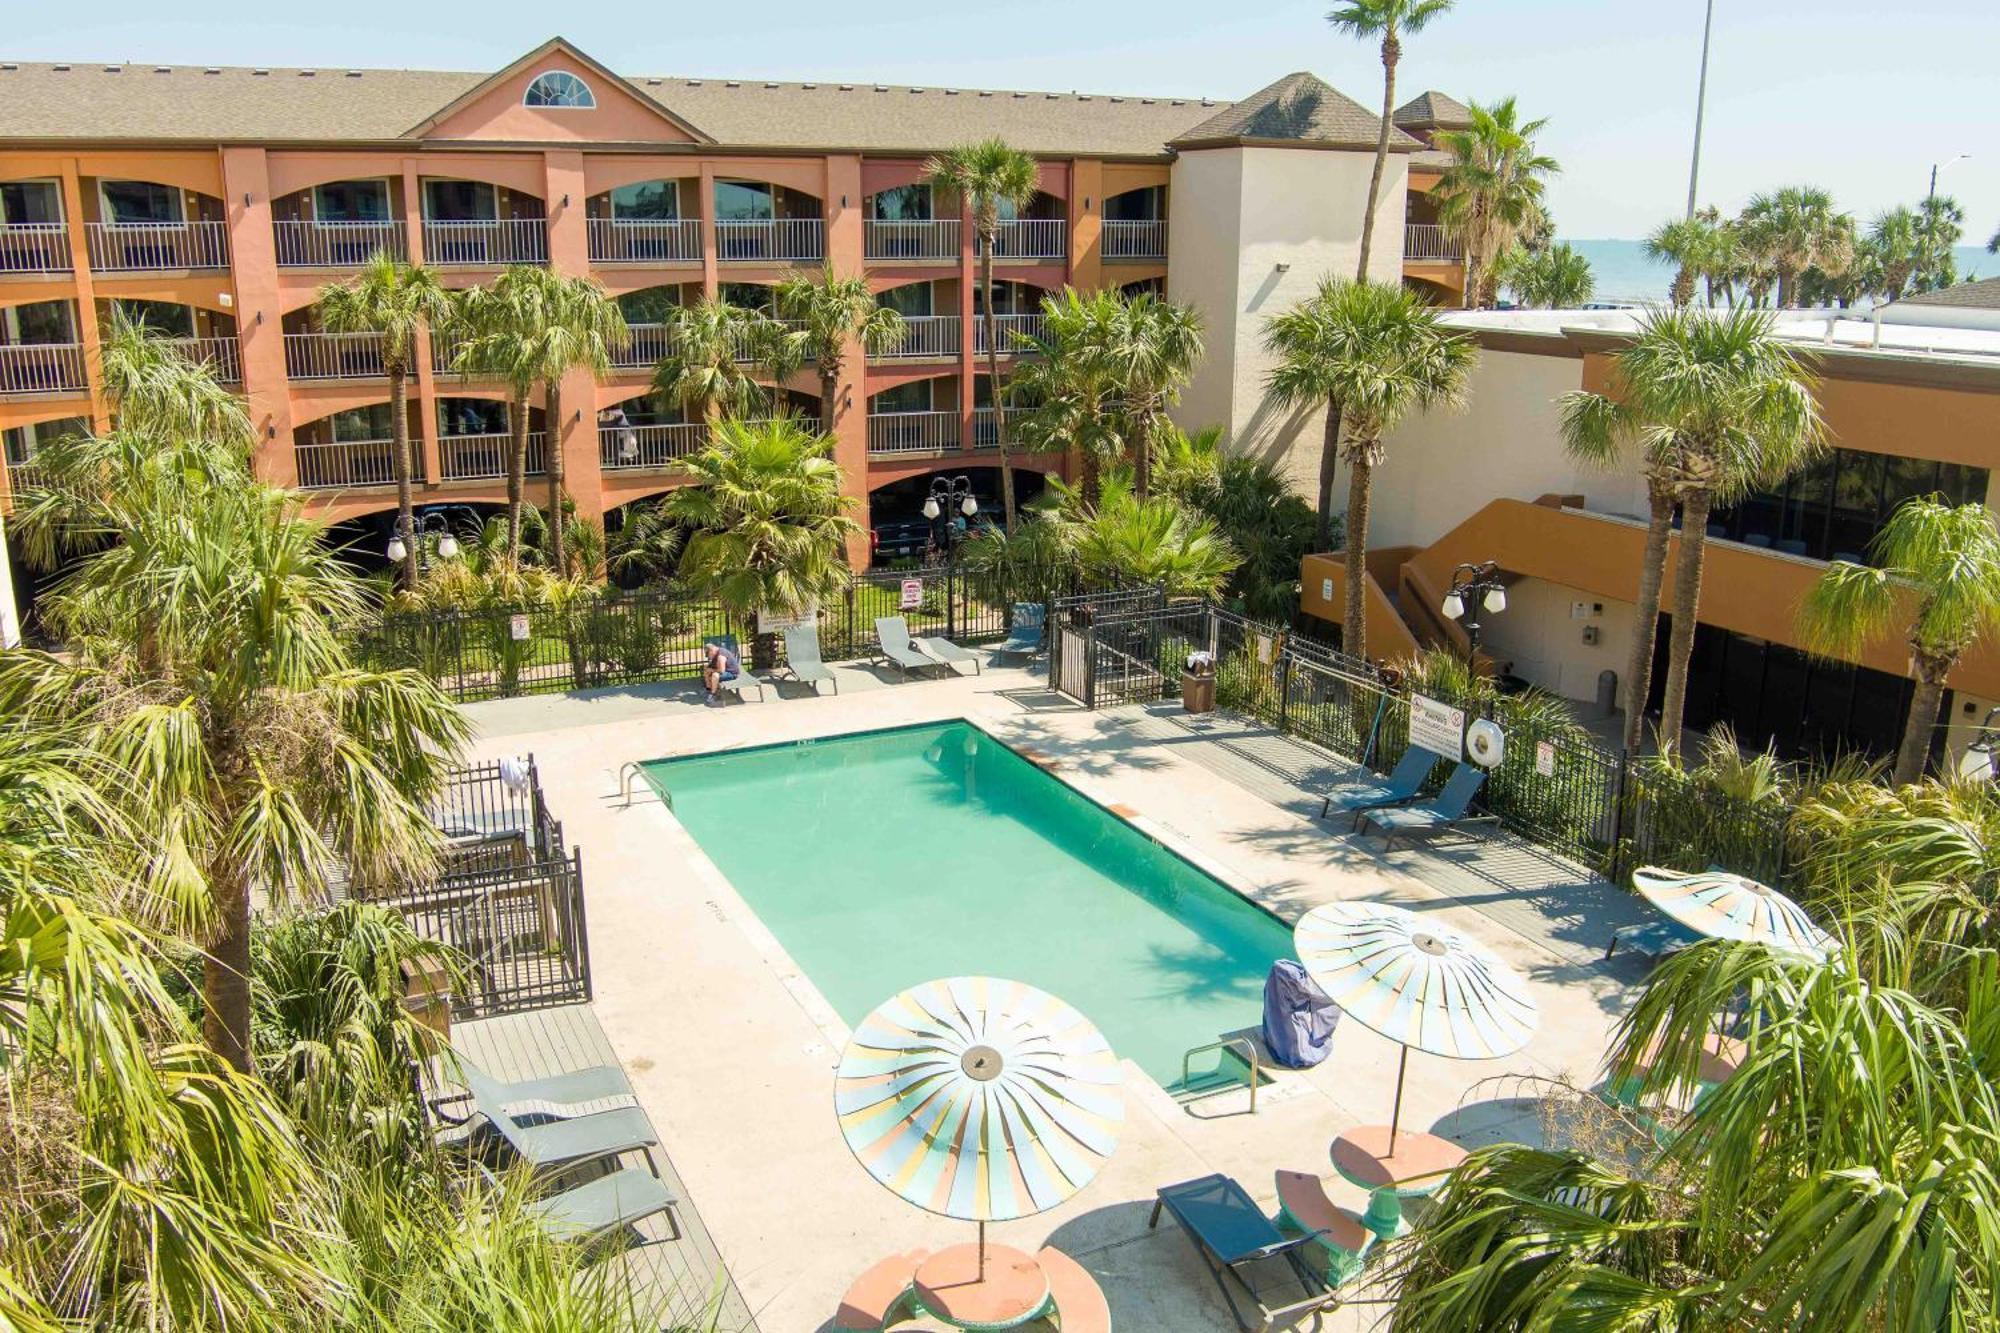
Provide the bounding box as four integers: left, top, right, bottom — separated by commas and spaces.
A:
874, 616, 947, 679
913, 633, 982, 676
432, 1058, 634, 1124
780, 624, 838, 695
524, 1166, 680, 1244
706, 635, 768, 703
1359, 764, 1495, 848
1149, 1174, 1349, 1332
995, 603, 1046, 660
1319, 746, 1443, 825
462, 1065, 661, 1178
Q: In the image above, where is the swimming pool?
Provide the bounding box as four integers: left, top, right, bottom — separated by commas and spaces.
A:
645, 721, 1292, 1084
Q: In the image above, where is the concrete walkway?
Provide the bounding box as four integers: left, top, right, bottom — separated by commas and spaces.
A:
461, 662, 1642, 1332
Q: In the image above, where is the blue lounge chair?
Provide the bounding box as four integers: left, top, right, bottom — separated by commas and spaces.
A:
1149, 1174, 1350, 1332
1604, 913, 1705, 964
995, 603, 1047, 661
461, 1065, 661, 1179
780, 624, 838, 695
875, 616, 948, 679
432, 1058, 635, 1124
1319, 746, 1443, 825
1358, 763, 1494, 848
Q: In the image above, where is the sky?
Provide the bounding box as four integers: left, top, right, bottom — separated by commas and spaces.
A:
6, 0, 1998, 242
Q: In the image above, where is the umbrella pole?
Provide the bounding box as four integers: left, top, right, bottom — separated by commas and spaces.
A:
1388, 1045, 1411, 1150
978, 1220, 986, 1281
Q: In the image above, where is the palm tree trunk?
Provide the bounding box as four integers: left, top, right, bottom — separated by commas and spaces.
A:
546, 382, 566, 574
1621, 479, 1676, 753
1343, 448, 1373, 663
1657, 488, 1714, 753
1080, 447, 1102, 511
820, 367, 838, 434
981, 236, 1016, 530
1354, 33, 1399, 281
200, 867, 253, 1073
1672, 266, 1696, 308
1132, 402, 1154, 499
1894, 662, 1949, 786
1314, 398, 1342, 552
505, 386, 529, 563
1776, 267, 1796, 309
1462, 251, 1483, 311
389, 362, 419, 590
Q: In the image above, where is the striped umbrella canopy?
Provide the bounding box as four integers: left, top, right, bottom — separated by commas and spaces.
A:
1632, 866, 1836, 961
834, 976, 1123, 1226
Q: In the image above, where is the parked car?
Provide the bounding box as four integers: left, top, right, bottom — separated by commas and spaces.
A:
871, 517, 936, 560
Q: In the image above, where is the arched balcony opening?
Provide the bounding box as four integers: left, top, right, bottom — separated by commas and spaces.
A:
714, 180, 823, 263
98, 298, 240, 383
0, 178, 72, 274
989, 191, 1066, 261
272, 179, 407, 269
292, 400, 419, 491
864, 185, 959, 261
280, 304, 392, 382
598, 386, 815, 474
612, 285, 695, 371
79, 177, 229, 272
0, 299, 86, 396
867, 376, 960, 458
873, 278, 960, 361
437, 396, 546, 482
421, 179, 548, 268
1101, 186, 1167, 261
587, 178, 702, 265
1118, 276, 1166, 300
3, 414, 88, 491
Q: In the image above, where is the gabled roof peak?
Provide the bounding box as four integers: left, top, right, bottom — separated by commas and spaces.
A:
1393, 90, 1474, 131
1170, 71, 1419, 153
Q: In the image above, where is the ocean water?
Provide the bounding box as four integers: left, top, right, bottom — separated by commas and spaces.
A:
1560, 238, 1993, 305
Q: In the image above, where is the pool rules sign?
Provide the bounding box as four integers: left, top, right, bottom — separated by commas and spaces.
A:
1409, 694, 1467, 760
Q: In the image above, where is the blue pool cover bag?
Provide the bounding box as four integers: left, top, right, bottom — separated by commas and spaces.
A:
1261, 960, 1341, 1068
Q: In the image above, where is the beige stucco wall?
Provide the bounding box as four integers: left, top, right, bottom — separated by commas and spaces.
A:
1473, 575, 1639, 706
1167, 144, 1408, 493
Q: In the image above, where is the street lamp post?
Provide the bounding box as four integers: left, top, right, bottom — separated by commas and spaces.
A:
1439, 561, 1507, 661
386, 510, 462, 576
1686, 0, 1718, 219
922, 475, 980, 559
1927, 154, 1969, 207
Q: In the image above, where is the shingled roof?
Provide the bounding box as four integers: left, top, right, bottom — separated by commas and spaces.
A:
1393, 90, 1473, 131
1168, 71, 1418, 152
1894, 277, 2000, 311
0, 52, 1235, 157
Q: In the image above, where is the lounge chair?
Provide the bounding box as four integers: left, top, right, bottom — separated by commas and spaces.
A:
1149, 1173, 1349, 1332
1358, 763, 1495, 848
461, 1065, 661, 1178
779, 624, 839, 695
874, 616, 947, 679
474, 1161, 679, 1247
431, 1058, 635, 1125
706, 634, 769, 703
912, 632, 982, 676
1604, 913, 1704, 964
1319, 745, 1443, 825
995, 603, 1047, 660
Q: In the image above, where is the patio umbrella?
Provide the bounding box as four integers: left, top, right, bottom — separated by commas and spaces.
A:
834, 976, 1123, 1274
1631, 866, 1835, 961
1295, 901, 1537, 1145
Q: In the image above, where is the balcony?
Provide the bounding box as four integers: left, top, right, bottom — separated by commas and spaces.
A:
274, 221, 407, 268
587, 218, 702, 265
1405, 224, 1462, 262
0, 224, 71, 274
865, 220, 961, 261
422, 219, 548, 268
295, 437, 398, 490
440, 431, 545, 482
285, 332, 387, 381
728, 317, 806, 363
715, 219, 824, 263
167, 335, 241, 383
974, 313, 1046, 355
600, 421, 703, 471
990, 220, 1066, 261
0, 343, 87, 396
1101, 220, 1166, 261
868, 410, 960, 456
971, 407, 998, 450
875, 315, 960, 361
85, 221, 230, 272
611, 322, 673, 371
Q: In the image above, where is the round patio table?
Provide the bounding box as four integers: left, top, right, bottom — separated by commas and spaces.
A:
910, 1243, 1050, 1331
1331, 1125, 1467, 1197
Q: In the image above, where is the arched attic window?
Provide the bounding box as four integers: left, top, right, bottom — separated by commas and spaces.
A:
524, 70, 595, 108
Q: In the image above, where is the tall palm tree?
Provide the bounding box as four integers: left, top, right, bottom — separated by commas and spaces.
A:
650, 295, 783, 427
1326, 0, 1456, 281
1561, 306, 1822, 752
450, 266, 554, 563
773, 263, 907, 431
1432, 97, 1560, 309
1864, 205, 1924, 302
926, 139, 1041, 528
1801, 500, 2000, 785
1097, 292, 1203, 499
1644, 214, 1716, 307
1740, 186, 1854, 308
662, 417, 859, 670
1497, 241, 1594, 308
527, 273, 626, 573
314, 252, 455, 589
1912, 193, 1965, 293
1007, 288, 1125, 508
4, 327, 467, 1072
1264, 280, 1476, 662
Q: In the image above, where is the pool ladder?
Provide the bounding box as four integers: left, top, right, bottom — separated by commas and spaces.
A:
1179, 1036, 1262, 1114
618, 763, 666, 809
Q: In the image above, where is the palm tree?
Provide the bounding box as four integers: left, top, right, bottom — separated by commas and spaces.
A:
1097, 292, 1203, 499
926, 139, 1041, 528
450, 267, 552, 563
1913, 194, 1965, 293
1432, 97, 1560, 309
1326, 0, 1456, 280
1007, 288, 1125, 507
650, 295, 783, 426
1864, 205, 1924, 302
1644, 214, 1717, 307
1498, 242, 1594, 308
4, 327, 467, 1072
1071, 475, 1241, 599
1740, 186, 1854, 308
314, 253, 454, 589
661, 417, 859, 670
1800, 500, 2000, 785
1264, 280, 1476, 662
1560, 306, 1822, 752
773, 263, 907, 431
530, 273, 626, 573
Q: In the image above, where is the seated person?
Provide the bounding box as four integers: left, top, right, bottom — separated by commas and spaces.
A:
702, 639, 741, 703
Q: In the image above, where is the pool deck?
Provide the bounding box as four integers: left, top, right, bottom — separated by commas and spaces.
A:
461, 661, 1647, 1332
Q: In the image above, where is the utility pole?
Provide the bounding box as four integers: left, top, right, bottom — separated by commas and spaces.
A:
1686, 0, 1717, 219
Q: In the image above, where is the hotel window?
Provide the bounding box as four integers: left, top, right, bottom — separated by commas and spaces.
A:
523, 71, 594, 108
99, 180, 183, 224
714, 181, 775, 223
1708, 445, 1988, 564
719, 283, 774, 313
610, 180, 678, 221
5, 416, 87, 467
1104, 186, 1165, 221
107, 298, 195, 338
877, 283, 933, 317
617, 287, 682, 323
423, 180, 497, 222
869, 186, 932, 222
437, 399, 508, 437
327, 404, 396, 443
1, 300, 75, 345
871, 381, 934, 414
0, 180, 62, 224
313, 180, 391, 222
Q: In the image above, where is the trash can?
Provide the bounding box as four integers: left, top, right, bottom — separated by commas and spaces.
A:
1182, 650, 1217, 714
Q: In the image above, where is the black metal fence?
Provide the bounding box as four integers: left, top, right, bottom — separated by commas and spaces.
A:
348, 563, 1042, 703
1055, 600, 1793, 885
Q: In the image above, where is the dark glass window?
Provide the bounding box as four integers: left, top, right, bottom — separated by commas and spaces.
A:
0, 180, 62, 225
877, 282, 933, 317
436, 398, 508, 436
1104, 186, 1165, 221
1710, 445, 1988, 564
870, 186, 932, 222
870, 381, 934, 414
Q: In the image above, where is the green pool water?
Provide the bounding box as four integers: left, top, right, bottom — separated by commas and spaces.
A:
645, 720, 1292, 1084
